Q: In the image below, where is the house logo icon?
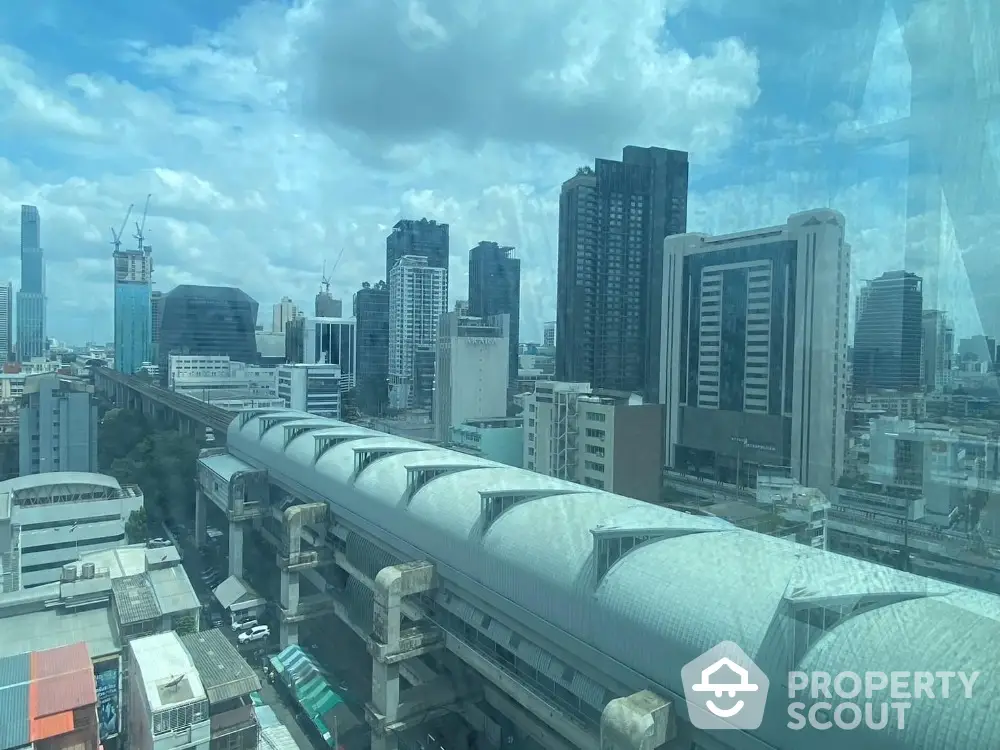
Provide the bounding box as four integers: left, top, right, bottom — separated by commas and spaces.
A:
681, 641, 769, 730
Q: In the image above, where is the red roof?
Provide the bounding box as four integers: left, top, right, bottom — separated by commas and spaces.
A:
28, 644, 96, 718
31, 644, 91, 680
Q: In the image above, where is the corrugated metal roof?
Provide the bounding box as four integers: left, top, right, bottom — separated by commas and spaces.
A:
0, 654, 29, 688
0, 680, 29, 750
32, 643, 91, 680
147, 565, 199, 616
259, 722, 305, 750
29, 709, 74, 741
31, 669, 96, 717
179, 629, 260, 704
111, 574, 160, 624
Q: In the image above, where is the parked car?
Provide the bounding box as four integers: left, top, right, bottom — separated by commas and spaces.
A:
231, 618, 258, 632
147, 538, 171, 548
238, 625, 270, 644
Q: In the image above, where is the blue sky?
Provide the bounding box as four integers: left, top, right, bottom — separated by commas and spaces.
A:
0, 0, 994, 344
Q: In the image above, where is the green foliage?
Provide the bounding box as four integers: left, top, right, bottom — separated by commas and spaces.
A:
100, 408, 201, 525
125, 507, 150, 544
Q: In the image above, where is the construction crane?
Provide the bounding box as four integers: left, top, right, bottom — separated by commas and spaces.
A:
321, 247, 347, 293
133, 193, 152, 250
110, 204, 134, 253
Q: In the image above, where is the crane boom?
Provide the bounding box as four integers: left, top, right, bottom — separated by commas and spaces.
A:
134, 193, 152, 250
110, 204, 134, 253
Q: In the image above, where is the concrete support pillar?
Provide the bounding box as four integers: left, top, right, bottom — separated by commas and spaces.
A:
194, 489, 207, 548
279, 567, 300, 646
369, 561, 436, 750
228, 522, 244, 579
600, 690, 675, 750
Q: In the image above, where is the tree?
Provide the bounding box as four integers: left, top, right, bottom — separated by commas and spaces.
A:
125, 507, 150, 544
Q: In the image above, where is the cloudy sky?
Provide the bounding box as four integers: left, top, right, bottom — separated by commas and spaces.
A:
0, 0, 997, 345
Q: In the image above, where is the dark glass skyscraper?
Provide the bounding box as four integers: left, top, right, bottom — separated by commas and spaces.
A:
468, 241, 520, 390
852, 271, 923, 392
17, 205, 46, 360
157, 285, 258, 385
353, 281, 390, 415
556, 146, 688, 400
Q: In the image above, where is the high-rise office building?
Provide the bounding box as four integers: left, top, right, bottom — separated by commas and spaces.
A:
315, 290, 342, 317
921, 310, 955, 392
285, 316, 356, 389
157, 285, 258, 385
556, 147, 688, 400
388, 256, 447, 410
151, 289, 164, 363
17, 205, 46, 360
0, 282, 12, 363
660, 209, 851, 497
19, 374, 98, 475
543, 321, 556, 349
386, 219, 449, 294
272, 296, 300, 334
468, 242, 520, 393
852, 271, 923, 392
113, 242, 153, 374
353, 281, 390, 415
433, 312, 510, 442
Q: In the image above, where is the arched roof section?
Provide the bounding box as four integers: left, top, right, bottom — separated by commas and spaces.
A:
353, 448, 499, 503
406, 468, 575, 542
278, 418, 336, 450
314, 437, 429, 487
483, 492, 641, 595
0, 472, 120, 494
283, 425, 378, 466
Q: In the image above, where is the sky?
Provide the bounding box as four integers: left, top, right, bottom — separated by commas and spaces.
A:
0, 0, 997, 345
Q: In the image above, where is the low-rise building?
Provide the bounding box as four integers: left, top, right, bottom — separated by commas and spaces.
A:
128, 630, 261, 750
276, 363, 342, 419
0, 642, 100, 750
0, 472, 143, 589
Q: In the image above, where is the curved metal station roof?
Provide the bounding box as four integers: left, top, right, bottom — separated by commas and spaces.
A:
227, 409, 1000, 750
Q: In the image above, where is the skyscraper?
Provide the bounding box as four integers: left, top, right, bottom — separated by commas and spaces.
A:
17, 205, 46, 360
388, 256, 447, 410
852, 271, 923, 392
353, 281, 390, 415
556, 146, 688, 400
921, 310, 954, 392
272, 297, 300, 334
385, 219, 449, 295
157, 285, 258, 385
113, 242, 153, 374
0, 282, 12, 364
660, 209, 851, 497
468, 241, 520, 392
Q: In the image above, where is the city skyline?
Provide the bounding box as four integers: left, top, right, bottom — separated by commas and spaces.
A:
3, 2, 998, 346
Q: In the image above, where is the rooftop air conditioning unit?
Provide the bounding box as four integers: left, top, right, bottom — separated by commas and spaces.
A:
61, 564, 77, 582
81, 562, 96, 579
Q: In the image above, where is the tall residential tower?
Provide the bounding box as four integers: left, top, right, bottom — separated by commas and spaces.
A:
17, 205, 46, 360
468, 241, 520, 393
556, 147, 688, 400
0, 282, 12, 364
388, 256, 447, 410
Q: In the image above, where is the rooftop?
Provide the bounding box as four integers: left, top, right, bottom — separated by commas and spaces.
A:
180, 629, 260, 704
0, 605, 117, 661
131, 632, 206, 712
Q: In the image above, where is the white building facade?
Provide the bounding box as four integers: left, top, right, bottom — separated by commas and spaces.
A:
167, 355, 280, 411
299, 317, 356, 390
389, 255, 448, 410
271, 296, 300, 334
433, 312, 510, 441
128, 632, 211, 750
659, 209, 850, 498
0, 472, 143, 588
276, 363, 342, 418
522, 381, 592, 478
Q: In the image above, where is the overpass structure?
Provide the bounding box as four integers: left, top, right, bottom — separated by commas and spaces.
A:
93, 365, 233, 437
192, 407, 1000, 750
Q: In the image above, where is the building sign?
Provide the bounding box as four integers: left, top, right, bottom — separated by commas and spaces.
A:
94, 657, 121, 740
731, 436, 777, 452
